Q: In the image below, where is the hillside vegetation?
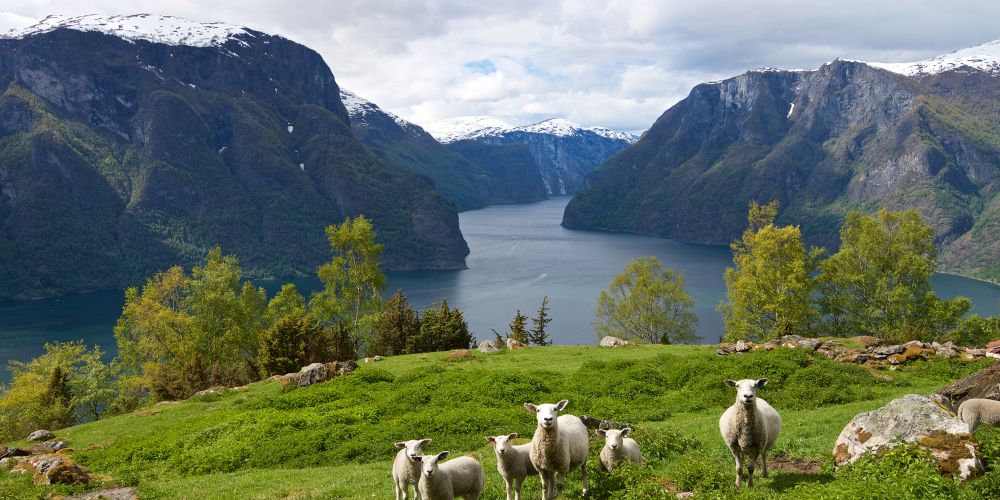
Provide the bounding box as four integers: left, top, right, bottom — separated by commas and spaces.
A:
3, 344, 999, 499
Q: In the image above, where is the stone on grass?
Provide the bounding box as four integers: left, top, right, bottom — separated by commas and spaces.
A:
505, 338, 526, 349
854, 336, 881, 348
833, 394, 982, 480
937, 363, 1000, 406
11, 453, 90, 485
26, 430, 54, 442
478, 340, 501, 354
600, 336, 634, 347
65, 487, 139, 500
734, 340, 752, 352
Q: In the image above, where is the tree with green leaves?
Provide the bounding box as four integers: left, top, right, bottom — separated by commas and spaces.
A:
595, 256, 698, 344
508, 308, 529, 344
529, 296, 553, 346
310, 216, 387, 354
407, 299, 474, 353
43, 366, 74, 428
719, 201, 823, 342
370, 290, 420, 357
266, 283, 307, 325
817, 209, 970, 343
260, 315, 326, 376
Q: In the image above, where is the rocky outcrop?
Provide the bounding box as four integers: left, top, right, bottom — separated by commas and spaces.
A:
279, 360, 357, 390
718, 335, 990, 368
26, 430, 54, 442
478, 340, 502, 353
9, 452, 90, 485
599, 336, 635, 347
938, 363, 1000, 406
833, 394, 982, 480
564, 55, 1000, 281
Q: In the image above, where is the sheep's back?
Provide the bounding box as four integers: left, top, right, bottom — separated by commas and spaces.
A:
442, 456, 484, 496
558, 414, 590, 467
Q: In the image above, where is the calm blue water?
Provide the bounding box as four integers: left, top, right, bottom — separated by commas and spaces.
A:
1, 196, 998, 374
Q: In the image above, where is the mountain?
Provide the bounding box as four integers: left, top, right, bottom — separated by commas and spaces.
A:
425, 116, 637, 194
0, 14, 469, 300
564, 41, 1000, 281
339, 89, 546, 210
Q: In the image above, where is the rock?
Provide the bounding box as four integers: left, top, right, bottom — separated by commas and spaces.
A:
478, 340, 501, 354
281, 360, 356, 390
937, 363, 1000, 406
759, 340, 781, 350
64, 487, 139, 500
888, 354, 906, 365
193, 386, 227, 397
0, 447, 30, 460
904, 340, 926, 349
797, 339, 821, 351
444, 349, 474, 360
966, 348, 987, 357
854, 336, 882, 348
26, 430, 54, 442
937, 347, 958, 358
929, 394, 957, 414
837, 353, 868, 364
734, 340, 751, 352
506, 338, 526, 350
833, 394, 982, 480
374, 355, 384, 361
11, 453, 90, 485
986, 339, 1000, 350
0, 457, 14, 469
676, 493, 695, 499
872, 345, 905, 357
600, 336, 634, 347
43, 441, 68, 451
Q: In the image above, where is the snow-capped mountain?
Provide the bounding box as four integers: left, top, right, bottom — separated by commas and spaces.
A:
340, 88, 422, 133
868, 40, 1000, 76
424, 116, 637, 194
3, 13, 257, 48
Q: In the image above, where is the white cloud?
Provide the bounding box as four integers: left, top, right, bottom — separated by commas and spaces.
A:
2, 1, 998, 133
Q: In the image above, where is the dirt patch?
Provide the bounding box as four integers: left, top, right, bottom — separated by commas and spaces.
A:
769, 453, 822, 474
135, 409, 161, 417
443, 349, 474, 361
858, 429, 872, 444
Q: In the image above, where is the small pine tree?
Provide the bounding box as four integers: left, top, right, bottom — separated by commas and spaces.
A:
529, 296, 553, 346
260, 315, 309, 376
491, 329, 507, 349
370, 290, 420, 357
327, 322, 358, 361
408, 299, 474, 353
43, 366, 75, 429
508, 309, 529, 344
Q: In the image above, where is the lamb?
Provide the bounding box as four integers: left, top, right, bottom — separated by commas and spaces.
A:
524, 399, 590, 499
393, 438, 431, 500
958, 398, 1000, 432
719, 378, 782, 488
412, 451, 484, 500
486, 433, 536, 500
595, 428, 643, 472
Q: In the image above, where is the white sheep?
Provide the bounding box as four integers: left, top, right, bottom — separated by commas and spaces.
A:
486, 433, 536, 500
719, 378, 782, 487
595, 428, 643, 472
958, 398, 1000, 432
524, 399, 590, 499
394, 438, 431, 500
412, 451, 484, 500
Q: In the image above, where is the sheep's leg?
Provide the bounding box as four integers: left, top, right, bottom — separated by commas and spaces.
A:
555, 471, 565, 498
746, 455, 757, 488
581, 462, 588, 496
394, 480, 404, 500
760, 450, 769, 479
730, 446, 743, 487
513, 476, 523, 500
503, 476, 514, 500
539, 470, 553, 500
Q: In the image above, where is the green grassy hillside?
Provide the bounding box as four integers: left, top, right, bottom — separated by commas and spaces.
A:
2, 345, 998, 499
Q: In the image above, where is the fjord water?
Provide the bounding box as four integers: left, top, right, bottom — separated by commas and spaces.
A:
2, 196, 999, 372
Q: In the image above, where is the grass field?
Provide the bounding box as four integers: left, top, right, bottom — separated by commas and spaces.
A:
2, 344, 999, 499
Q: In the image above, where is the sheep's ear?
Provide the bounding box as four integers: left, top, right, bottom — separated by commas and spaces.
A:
524, 403, 537, 413
555, 399, 569, 411
621, 428, 632, 437
756, 378, 768, 388
437, 451, 450, 461
394, 442, 406, 449
595, 429, 606, 437
418, 438, 432, 446
486, 436, 496, 443
508, 432, 518, 440
725, 379, 736, 387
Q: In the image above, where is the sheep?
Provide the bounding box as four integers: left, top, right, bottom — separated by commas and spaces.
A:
595, 428, 643, 472
958, 398, 1000, 432
719, 378, 782, 488
486, 433, 536, 500
524, 399, 590, 499
393, 438, 431, 500
412, 451, 484, 500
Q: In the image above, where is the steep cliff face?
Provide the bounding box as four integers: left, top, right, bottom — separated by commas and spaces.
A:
340, 89, 547, 210
425, 117, 636, 195
564, 51, 1000, 280
0, 14, 468, 299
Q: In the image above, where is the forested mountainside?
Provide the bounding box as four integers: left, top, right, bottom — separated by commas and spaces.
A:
564, 41, 1000, 281
0, 14, 469, 300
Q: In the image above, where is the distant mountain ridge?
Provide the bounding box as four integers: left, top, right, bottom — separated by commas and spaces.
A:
565, 40, 1000, 281
0, 13, 469, 299
425, 116, 637, 194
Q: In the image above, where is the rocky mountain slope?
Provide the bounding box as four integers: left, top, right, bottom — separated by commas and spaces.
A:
340, 89, 546, 210
564, 41, 1000, 281
425, 117, 636, 194
0, 14, 469, 300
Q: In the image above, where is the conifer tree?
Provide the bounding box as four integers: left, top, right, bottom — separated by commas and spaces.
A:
508, 309, 529, 344
44, 366, 74, 429
371, 290, 419, 357
529, 296, 553, 346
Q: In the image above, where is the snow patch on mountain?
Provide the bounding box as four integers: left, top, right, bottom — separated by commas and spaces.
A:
340, 88, 419, 131
425, 116, 636, 144
867, 40, 1000, 76
3, 13, 256, 48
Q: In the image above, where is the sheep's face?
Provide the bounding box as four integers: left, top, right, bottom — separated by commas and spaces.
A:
726, 378, 767, 406
487, 433, 518, 456
418, 451, 449, 478
597, 428, 630, 451
525, 400, 568, 429
395, 438, 431, 460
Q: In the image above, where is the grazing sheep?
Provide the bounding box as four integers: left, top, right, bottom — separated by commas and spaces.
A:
524, 399, 589, 499
412, 451, 484, 500
394, 438, 432, 500
958, 398, 1000, 432
719, 378, 782, 488
595, 428, 643, 472
486, 433, 536, 500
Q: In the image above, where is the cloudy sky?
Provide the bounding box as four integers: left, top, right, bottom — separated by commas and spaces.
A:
2, 1, 998, 132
